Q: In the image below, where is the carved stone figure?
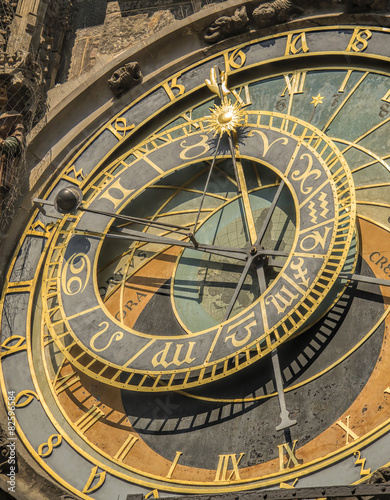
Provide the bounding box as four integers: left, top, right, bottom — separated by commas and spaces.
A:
204, 6, 249, 44
0, 85, 24, 210
252, 0, 301, 28
108, 61, 142, 98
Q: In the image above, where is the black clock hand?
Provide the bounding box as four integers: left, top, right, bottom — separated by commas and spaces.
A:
34, 196, 194, 240
223, 182, 287, 321
192, 134, 222, 235
75, 226, 249, 262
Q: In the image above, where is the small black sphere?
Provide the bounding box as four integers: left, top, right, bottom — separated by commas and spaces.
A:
55, 187, 82, 213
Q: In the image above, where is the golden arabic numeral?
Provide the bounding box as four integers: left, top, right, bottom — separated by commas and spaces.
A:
82, 465, 106, 494
354, 451, 371, 477
99, 177, 135, 209
346, 28, 372, 52
179, 134, 211, 160
162, 76, 186, 101
0, 336, 27, 359
14, 390, 39, 408
224, 313, 257, 347
224, 48, 246, 73
112, 117, 135, 138
145, 490, 159, 499
61, 252, 91, 296
284, 32, 309, 56
90, 321, 124, 353
38, 434, 62, 458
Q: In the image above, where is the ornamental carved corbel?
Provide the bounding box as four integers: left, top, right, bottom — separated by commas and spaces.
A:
252, 0, 302, 29
204, 6, 249, 44
108, 61, 142, 98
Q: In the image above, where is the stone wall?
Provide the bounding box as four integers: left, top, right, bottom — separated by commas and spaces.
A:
61, 0, 224, 82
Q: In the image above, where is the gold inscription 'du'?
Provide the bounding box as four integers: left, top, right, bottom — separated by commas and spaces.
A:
152, 342, 196, 368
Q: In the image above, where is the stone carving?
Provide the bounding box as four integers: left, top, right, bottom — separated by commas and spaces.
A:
108, 61, 142, 98
365, 465, 390, 483
204, 6, 249, 43
0, 50, 25, 71
252, 0, 301, 28
0, 84, 25, 210
204, 0, 390, 44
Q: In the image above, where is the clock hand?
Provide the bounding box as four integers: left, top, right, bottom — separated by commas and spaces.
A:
34, 195, 195, 240
223, 182, 287, 321
255, 260, 297, 431
75, 226, 249, 261
339, 272, 390, 288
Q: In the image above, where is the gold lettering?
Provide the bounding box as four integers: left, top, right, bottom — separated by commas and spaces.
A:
38, 434, 62, 458
61, 252, 91, 296
346, 28, 372, 52
145, 490, 159, 499
152, 342, 196, 368
280, 71, 307, 97
166, 451, 182, 478
300, 226, 332, 252
163, 77, 186, 101
230, 85, 252, 107
114, 435, 139, 462
215, 453, 244, 481
285, 33, 309, 56
354, 451, 371, 477
14, 390, 39, 408
278, 440, 299, 470
382, 89, 390, 103
248, 130, 289, 157
53, 371, 81, 395
280, 478, 299, 489
90, 321, 124, 352
82, 465, 106, 494
224, 49, 246, 73
179, 135, 211, 160
265, 286, 299, 315
338, 70, 353, 93
336, 416, 359, 444
225, 313, 257, 347
99, 178, 134, 209
75, 405, 104, 434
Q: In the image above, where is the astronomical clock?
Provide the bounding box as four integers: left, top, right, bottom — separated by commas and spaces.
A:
2, 15, 390, 500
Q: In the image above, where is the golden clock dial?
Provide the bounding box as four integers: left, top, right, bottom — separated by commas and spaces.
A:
2, 24, 390, 499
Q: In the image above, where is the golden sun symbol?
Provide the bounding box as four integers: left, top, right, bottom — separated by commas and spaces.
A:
206, 100, 245, 136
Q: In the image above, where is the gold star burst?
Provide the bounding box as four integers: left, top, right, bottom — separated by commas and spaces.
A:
311, 93, 325, 107
206, 100, 245, 136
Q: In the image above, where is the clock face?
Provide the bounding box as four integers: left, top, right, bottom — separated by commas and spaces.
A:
2, 25, 390, 499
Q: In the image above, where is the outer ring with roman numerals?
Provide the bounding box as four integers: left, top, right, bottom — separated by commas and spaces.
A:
2, 23, 390, 500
